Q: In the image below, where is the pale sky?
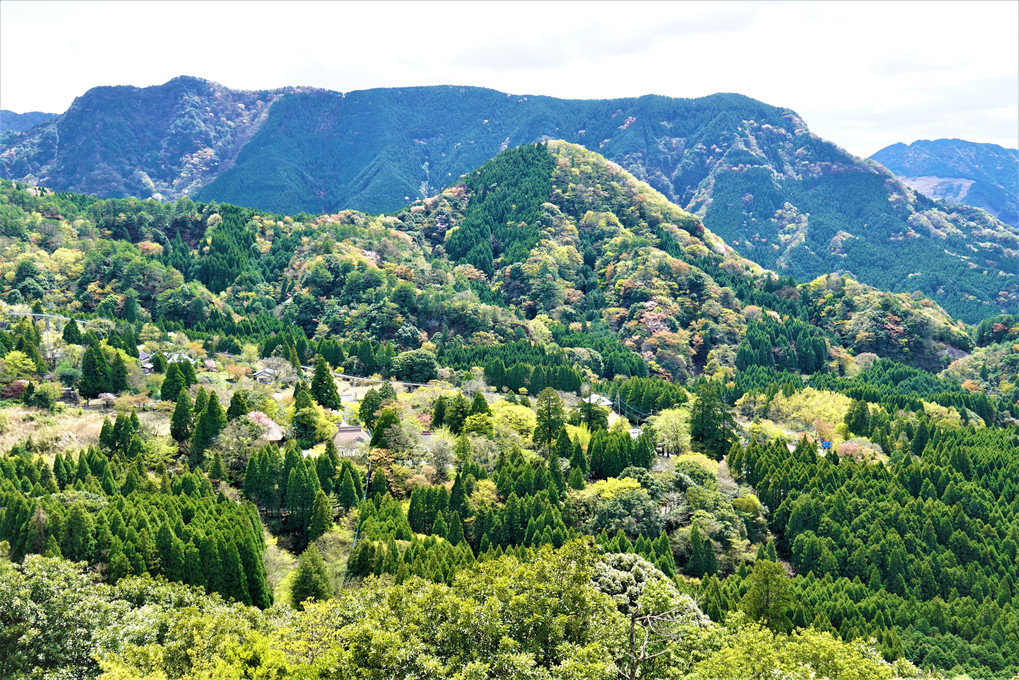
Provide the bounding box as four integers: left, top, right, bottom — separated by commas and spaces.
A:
1, 0, 1016, 157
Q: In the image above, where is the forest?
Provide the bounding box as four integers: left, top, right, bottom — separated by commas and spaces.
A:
0, 140, 1016, 680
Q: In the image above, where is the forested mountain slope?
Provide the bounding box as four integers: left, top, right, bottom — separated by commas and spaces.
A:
0, 110, 56, 135
2, 79, 1014, 322
0, 76, 293, 202
0, 141, 1017, 680
871, 139, 1018, 227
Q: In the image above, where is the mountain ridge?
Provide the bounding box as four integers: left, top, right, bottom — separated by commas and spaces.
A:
870, 138, 1018, 227
1, 77, 1015, 323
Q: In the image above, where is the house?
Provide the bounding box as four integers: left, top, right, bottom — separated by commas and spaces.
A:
165, 353, 196, 366
253, 367, 278, 384
583, 394, 614, 409
138, 350, 154, 374
333, 424, 370, 455
248, 410, 286, 446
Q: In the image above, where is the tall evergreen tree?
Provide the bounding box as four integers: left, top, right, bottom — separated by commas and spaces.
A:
533, 387, 565, 449
80, 344, 112, 400
310, 356, 341, 410
227, 391, 250, 420
290, 544, 332, 609
160, 363, 185, 402
190, 395, 226, 468
308, 490, 332, 542
62, 318, 82, 345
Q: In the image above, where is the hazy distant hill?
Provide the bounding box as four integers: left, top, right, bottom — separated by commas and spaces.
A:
2, 78, 1015, 322
0, 109, 56, 134
871, 139, 1018, 227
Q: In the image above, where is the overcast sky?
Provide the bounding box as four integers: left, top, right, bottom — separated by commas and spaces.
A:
1, 0, 1016, 157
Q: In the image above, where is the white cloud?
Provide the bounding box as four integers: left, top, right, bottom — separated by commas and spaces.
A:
1, 0, 1016, 156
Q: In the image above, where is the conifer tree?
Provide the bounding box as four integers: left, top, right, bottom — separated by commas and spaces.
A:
444, 393, 471, 434
290, 544, 332, 609
62, 318, 82, 345
160, 363, 184, 402
359, 388, 383, 431
469, 392, 490, 415
110, 352, 128, 392
80, 344, 112, 400
336, 466, 358, 510
368, 469, 389, 498
568, 466, 586, 490
446, 512, 465, 545
218, 537, 251, 605
176, 359, 197, 387
431, 396, 447, 429
191, 395, 226, 468
170, 391, 194, 447
534, 387, 565, 449
209, 451, 227, 481
227, 391, 249, 420
60, 502, 95, 562
310, 356, 341, 410
308, 490, 332, 542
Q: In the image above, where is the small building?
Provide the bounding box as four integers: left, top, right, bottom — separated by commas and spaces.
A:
60, 387, 80, 405
165, 353, 196, 366
583, 394, 614, 409
248, 410, 286, 446
138, 350, 154, 374
253, 367, 278, 384
333, 424, 370, 455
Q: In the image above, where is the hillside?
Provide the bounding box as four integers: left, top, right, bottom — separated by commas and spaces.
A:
871, 139, 1019, 227
0, 142, 1016, 680
2, 79, 1015, 323
0, 110, 56, 135
0, 76, 293, 201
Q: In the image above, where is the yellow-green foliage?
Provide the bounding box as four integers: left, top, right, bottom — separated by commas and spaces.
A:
573, 476, 643, 502
490, 400, 536, 438
674, 452, 718, 476
765, 388, 852, 432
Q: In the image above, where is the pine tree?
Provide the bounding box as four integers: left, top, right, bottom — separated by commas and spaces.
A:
359, 388, 382, 431
227, 391, 249, 420
62, 318, 82, 345
110, 353, 128, 392
533, 387, 565, 449
209, 451, 227, 481
80, 344, 112, 400
369, 469, 389, 498
689, 382, 735, 461
290, 544, 332, 609
310, 356, 341, 410
469, 392, 490, 415
170, 391, 194, 444
190, 395, 227, 468
568, 466, 586, 490
60, 502, 95, 563
446, 513, 465, 545
444, 393, 471, 434
161, 363, 185, 402
176, 359, 197, 387
308, 490, 332, 542
431, 396, 447, 429
337, 467, 358, 509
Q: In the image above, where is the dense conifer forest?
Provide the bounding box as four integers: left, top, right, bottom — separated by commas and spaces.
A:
0, 140, 1016, 679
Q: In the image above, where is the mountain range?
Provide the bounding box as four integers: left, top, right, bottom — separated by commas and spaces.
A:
0, 109, 56, 135
871, 138, 1018, 228
1, 76, 1015, 322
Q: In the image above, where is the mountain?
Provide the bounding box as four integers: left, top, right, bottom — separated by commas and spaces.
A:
2, 78, 1015, 323
0, 142, 975, 380
0, 76, 294, 201
871, 139, 1019, 227
0, 109, 56, 134
1, 142, 1015, 680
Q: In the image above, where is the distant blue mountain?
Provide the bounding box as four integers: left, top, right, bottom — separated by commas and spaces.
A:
871, 139, 1018, 227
